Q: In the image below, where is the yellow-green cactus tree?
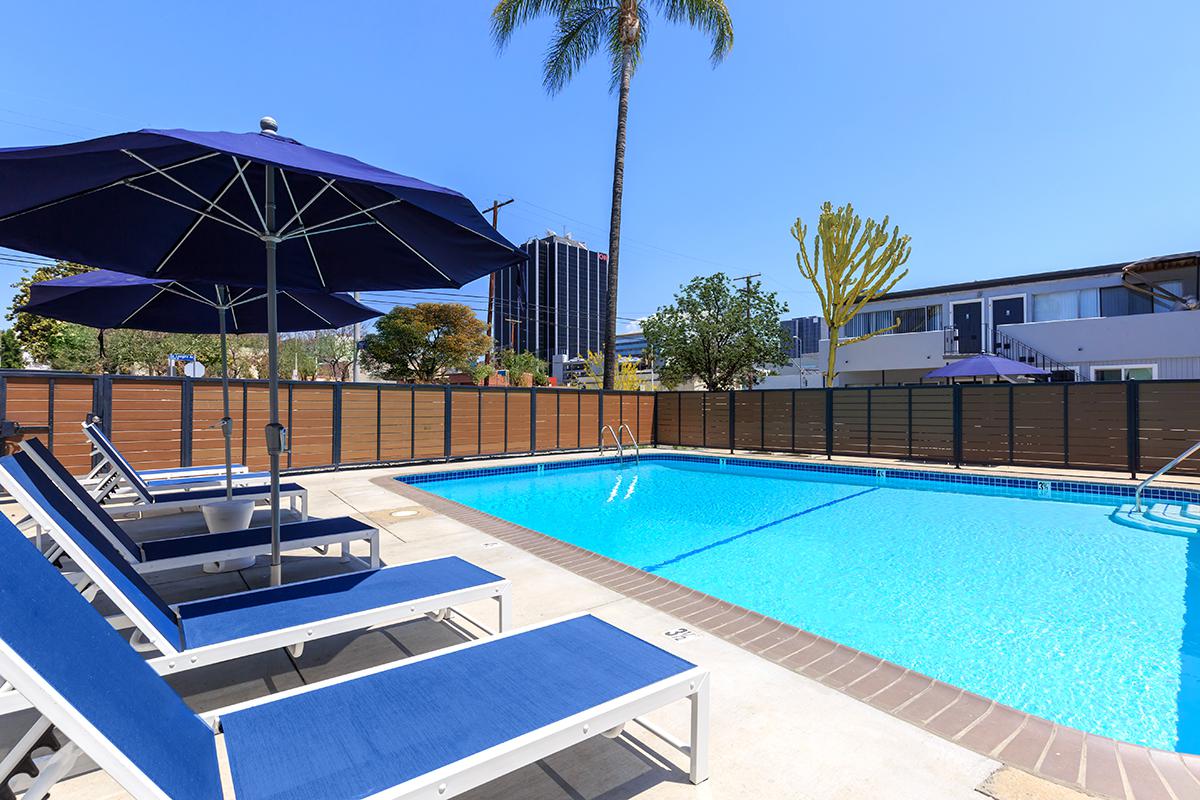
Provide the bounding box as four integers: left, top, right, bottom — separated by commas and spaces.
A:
792, 202, 911, 387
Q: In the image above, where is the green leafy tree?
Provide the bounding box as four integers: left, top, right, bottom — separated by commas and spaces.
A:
362, 303, 490, 383
642, 273, 788, 390
492, 0, 733, 390
8, 261, 92, 364
496, 349, 548, 384
792, 202, 911, 387
0, 329, 21, 369
280, 336, 319, 381
313, 330, 355, 381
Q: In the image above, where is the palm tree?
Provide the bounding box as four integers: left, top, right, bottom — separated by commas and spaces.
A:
492, 0, 733, 389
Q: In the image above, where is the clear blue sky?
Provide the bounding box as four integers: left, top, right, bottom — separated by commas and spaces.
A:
1, 1, 1198, 330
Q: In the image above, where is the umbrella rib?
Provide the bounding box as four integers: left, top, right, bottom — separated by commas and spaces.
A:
121, 183, 258, 237
282, 291, 333, 327
280, 170, 327, 289
324, 184, 452, 284
280, 198, 403, 239
0, 151, 222, 225
280, 221, 375, 240
275, 178, 336, 237
117, 285, 176, 327
120, 149, 261, 236
232, 157, 268, 232
155, 167, 246, 274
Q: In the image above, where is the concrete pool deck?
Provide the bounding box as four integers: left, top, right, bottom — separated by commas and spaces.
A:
5, 448, 1197, 799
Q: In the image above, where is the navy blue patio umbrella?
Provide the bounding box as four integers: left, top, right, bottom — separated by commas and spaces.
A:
19, 269, 381, 500
0, 118, 526, 583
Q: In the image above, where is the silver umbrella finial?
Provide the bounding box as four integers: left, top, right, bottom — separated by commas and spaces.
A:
260, 116, 278, 135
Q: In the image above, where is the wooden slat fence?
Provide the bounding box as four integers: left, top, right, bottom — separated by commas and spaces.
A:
5, 370, 1198, 478
655, 380, 1200, 477
0, 371, 651, 475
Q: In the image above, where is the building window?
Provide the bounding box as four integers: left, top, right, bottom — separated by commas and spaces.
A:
1092, 365, 1156, 381
844, 305, 941, 337
1031, 288, 1099, 321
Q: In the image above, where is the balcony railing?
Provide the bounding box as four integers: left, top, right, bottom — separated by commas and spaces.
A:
943, 324, 1082, 381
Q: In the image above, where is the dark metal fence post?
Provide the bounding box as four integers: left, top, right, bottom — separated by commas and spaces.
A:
46, 377, 55, 452
790, 389, 797, 452
676, 393, 682, 446
728, 390, 735, 454
952, 384, 963, 468
907, 387, 913, 459
866, 388, 873, 457
1127, 380, 1140, 479
824, 388, 833, 460
410, 386, 416, 461
443, 387, 452, 462
286, 383, 294, 470
180, 379, 193, 468
760, 391, 766, 451
241, 382, 248, 467
331, 383, 343, 468
530, 388, 540, 453
376, 385, 382, 463
1008, 383, 1015, 465
598, 391, 604, 449
1062, 383, 1070, 466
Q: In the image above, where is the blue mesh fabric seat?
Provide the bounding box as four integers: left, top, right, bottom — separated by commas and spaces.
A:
18, 439, 373, 571
0, 514, 703, 800
0, 450, 506, 656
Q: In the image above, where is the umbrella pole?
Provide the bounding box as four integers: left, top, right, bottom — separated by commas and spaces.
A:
264, 165, 283, 587
220, 293, 233, 502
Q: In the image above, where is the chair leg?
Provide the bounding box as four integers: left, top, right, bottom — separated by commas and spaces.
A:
689, 675, 710, 785
497, 589, 511, 633
339, 540, 351, 563
369, 533, 380, 569
0, 716, 55, 791
17, 741, 78, 800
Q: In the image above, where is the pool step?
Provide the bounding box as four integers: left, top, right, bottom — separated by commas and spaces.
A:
1111, 504, 1200, 536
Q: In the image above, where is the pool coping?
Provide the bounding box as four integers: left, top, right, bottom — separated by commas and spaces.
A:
376, 453, 1200, 800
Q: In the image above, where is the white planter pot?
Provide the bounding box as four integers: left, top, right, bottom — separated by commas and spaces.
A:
200, 499, 257, 573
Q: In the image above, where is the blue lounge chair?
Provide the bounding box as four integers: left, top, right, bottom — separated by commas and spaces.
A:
82, 419, 269, 495
14, 440, 376, 572
73, 424, 308, 518
0, 449, 508, 671
0, 514, 708, 800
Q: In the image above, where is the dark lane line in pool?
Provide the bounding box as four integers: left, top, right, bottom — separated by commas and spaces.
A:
641, 486, 881, 573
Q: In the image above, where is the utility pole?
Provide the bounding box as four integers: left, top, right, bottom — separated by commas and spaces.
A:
482, 199, 515, 364
731, 273, 762, 320
504, 317, 521, 354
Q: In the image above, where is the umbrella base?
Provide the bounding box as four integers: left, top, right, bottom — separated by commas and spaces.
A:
200, 499, 257, 572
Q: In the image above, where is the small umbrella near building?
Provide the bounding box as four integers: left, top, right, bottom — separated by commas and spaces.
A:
925, 353, 1052, 381
0, 118, 525, 584
18, 269, 380, 503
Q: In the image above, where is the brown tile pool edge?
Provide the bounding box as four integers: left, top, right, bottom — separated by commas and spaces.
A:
376, 473, 1200, 800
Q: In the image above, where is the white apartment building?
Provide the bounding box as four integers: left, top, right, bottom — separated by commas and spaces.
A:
817, 251, 1200, 386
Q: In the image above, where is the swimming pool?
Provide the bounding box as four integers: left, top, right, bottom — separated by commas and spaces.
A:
404, 455, 1200, 753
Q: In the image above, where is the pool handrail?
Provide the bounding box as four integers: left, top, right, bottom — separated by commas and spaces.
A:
617, 423, 640, 464
600, 425, 623, 462
1135, 438, 1200, 511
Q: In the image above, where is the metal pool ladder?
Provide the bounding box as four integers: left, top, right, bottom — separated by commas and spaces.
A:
600, 425, 623, 462
618, 423, 640, 464
1135, 438, 1200, 511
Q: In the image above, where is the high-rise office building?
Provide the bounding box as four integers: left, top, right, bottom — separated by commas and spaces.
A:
494, 232, 609, 362
782, 316, 822, 358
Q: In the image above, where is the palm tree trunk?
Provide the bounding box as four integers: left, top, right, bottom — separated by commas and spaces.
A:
603, 47, 634, 391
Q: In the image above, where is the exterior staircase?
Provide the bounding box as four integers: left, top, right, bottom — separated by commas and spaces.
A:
943, 323, 1085, 381
1111, 503, 1200, 536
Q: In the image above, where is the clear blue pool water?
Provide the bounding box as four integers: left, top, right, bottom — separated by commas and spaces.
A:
408, 458, 1200, 752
